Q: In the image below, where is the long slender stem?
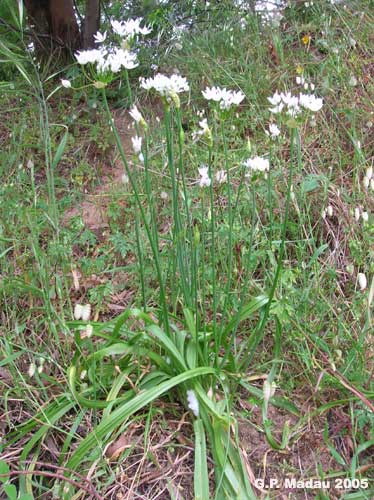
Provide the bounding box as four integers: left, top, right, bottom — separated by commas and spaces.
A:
241, 127, 299, 371
216, 119, 234, 354
102, 91, 170, 335
207, 146, 217, 354
164, 106, 190, 309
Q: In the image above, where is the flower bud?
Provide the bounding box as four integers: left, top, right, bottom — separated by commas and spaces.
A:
263, 379, 276, 404
86, 324, 93, 338
358, 272, 367, 290
93, 81, 107, 89
74, 304, 83, 320
81, 304, 91, 321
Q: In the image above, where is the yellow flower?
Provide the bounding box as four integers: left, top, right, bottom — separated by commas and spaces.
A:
296, 65, 304, 75
302, 35, 311, 45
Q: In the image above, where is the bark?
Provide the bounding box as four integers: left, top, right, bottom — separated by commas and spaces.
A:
49, 0, 81, 51
82, 0, 100, 49
24, 0, 81, 56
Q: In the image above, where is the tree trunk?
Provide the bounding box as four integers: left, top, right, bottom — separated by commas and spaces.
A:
49, 0, 81, 51
24, 0, 81, 57
82, 0, 100, 49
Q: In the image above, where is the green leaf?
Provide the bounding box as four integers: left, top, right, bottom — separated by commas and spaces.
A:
147, 324, 187, 370
300, 174, 324, 194
223, 295, 269, 338
4, 484, 17, 500
51, 131, 68, 169
194, 419, 210, 500
0, 460, 10, 483
67, 367, 216, 471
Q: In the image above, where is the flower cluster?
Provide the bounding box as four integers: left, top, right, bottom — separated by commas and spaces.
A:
268, 90, 323, 116
243, 156, 270, 174
140, 73, 189, 106
202, 86, 245, 110
75, 47, 138, 74
111, 18, 151, 38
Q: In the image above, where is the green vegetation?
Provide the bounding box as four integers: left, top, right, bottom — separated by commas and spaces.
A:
1, 1, 374, 499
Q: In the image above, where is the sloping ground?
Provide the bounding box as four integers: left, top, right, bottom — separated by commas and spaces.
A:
63, 109, 133, 230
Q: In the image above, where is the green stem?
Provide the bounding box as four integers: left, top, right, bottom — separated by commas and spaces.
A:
241, 127, 300, 371
102, 90, 170, 335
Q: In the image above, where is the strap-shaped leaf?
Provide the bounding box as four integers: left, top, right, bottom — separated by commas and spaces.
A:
66, 367, 216, 471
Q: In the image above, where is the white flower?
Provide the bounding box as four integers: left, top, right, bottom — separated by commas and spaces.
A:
131, 135, 142, 154
121, 173, 129, 184
220, 89, 245, 110
187, 389, 199, 417
81, 304, 91, 321
358, 273, 367, 291
103, 48, 138, 73
215, 170, 227, 184
202, 86, 224, 102
198, 166, 211, 187
74, 304, 83, 320
354, 207, 360, 221
266, 123, 280, 138
268, 90, 323, 115
61, 79, 71, 88
268, 91, 284, 113
193, 118, 212, 142
129, 105, 143, 123
112, 18, 151, 38
111, 20, 127, 37
140, 73, 189, 99
160, 191, 168, 200
243, 156, 270, 173
281, 92, 300, 116
198, 118, 209, 134
75, 49, 103, 65
202, 86, 245, 110
327, 205, 333, 217
366, 166, 373, 179
94, 31, 107, 44
268, 91, 282, 106
299, 93, 323, 112
361, 211, 369, 222
363, 176, 370, 189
